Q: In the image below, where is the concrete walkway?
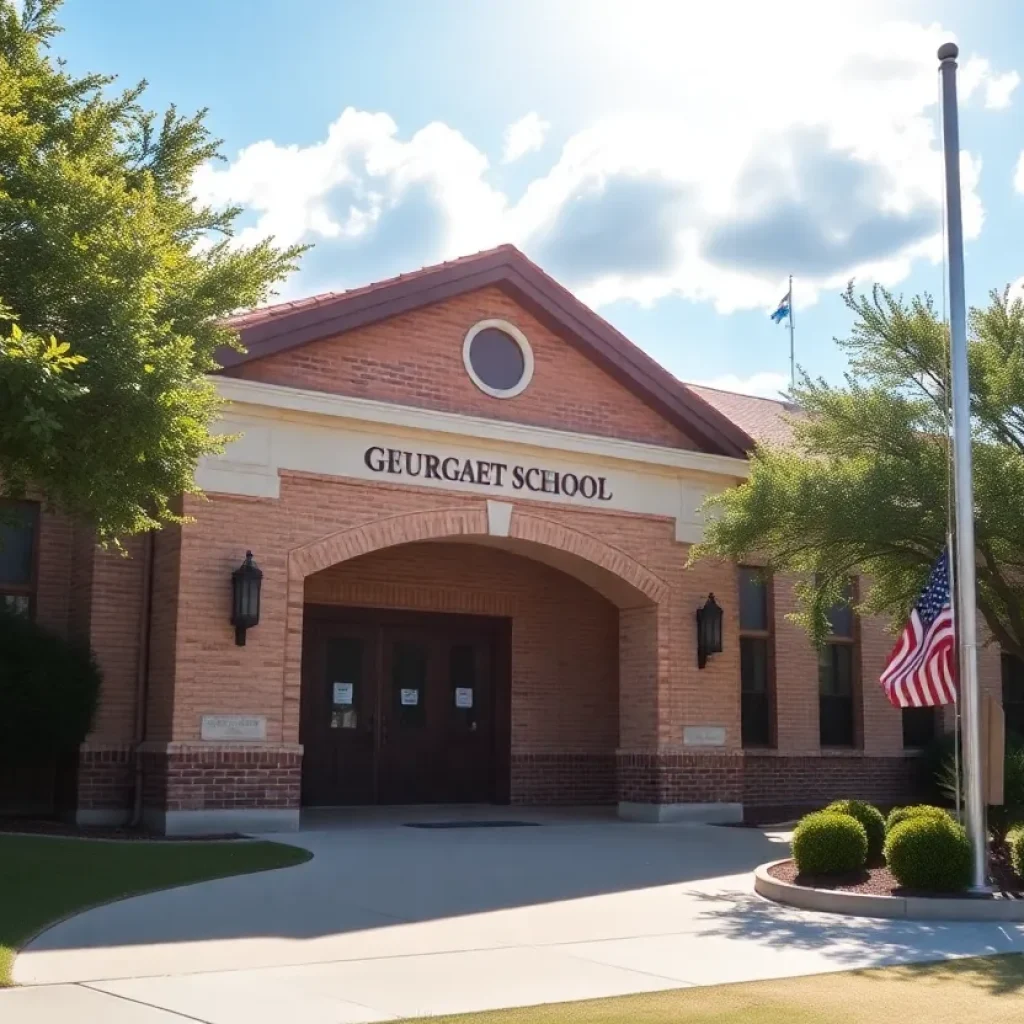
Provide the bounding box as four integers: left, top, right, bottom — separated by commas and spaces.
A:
5, 807, 1024, 1022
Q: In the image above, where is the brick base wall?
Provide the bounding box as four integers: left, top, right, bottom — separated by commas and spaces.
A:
511, 753, 616, 805
617, 752, 744, 804
139, 744, 302, 813
77, 745, 134, 811
742, 754, 927, 820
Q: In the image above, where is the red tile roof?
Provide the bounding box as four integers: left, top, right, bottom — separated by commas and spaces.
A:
685, 384, 802, 447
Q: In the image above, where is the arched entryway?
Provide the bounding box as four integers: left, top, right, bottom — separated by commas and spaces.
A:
286, 507, 667, 808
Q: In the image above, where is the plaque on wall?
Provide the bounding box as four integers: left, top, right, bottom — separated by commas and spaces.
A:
683, 726, 726, 747
201, 714, 267, 741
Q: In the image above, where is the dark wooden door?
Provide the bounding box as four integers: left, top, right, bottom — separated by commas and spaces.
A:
435, 630, 495, 803
300, 608, 502, 805
299, 618, 377, 806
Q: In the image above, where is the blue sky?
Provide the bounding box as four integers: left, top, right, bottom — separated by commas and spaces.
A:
45, 0, 1024, 398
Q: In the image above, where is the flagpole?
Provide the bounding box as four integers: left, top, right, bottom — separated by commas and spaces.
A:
938, 42, 987, 890
788, 275, 795, 392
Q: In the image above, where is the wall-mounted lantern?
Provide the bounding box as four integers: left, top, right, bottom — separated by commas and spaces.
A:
231, 551, 263, 646
696, 593, 723, 669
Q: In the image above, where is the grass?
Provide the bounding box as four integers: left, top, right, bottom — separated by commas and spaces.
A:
0, 833, 311, 986
404, 954, 1024, 1024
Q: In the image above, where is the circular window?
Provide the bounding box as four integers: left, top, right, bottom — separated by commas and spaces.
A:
463, 319, 534, 398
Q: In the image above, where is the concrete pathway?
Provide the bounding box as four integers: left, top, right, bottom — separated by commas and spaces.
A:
5, 807, 1024, 1022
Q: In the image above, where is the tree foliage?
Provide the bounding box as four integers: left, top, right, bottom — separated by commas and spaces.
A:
694, 281, 1024, 658
0, 0, 303, 540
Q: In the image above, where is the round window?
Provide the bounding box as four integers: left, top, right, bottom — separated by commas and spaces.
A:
463, 319, 534, 398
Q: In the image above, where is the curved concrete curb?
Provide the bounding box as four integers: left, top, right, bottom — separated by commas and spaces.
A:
755, 859, 1024, 921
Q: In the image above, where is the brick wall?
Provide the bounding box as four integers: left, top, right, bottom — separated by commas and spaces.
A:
224, 286, 697, 450
141, 743, 301, 814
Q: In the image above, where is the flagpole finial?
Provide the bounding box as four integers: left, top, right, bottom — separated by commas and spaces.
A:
938, 42, 958, 61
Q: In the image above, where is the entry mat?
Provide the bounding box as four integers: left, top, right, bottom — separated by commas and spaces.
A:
403, 820, 542, 829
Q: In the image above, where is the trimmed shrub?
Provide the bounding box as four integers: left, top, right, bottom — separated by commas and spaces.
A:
826, 800, 886, 861
884, 815, 972, 892
0, 608, 101, 761
1008, 826, 1024, 882
885, 804, 953, 835
791, 811, 868, 875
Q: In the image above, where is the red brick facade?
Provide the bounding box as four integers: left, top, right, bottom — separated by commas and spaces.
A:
5, 257, 1004, 831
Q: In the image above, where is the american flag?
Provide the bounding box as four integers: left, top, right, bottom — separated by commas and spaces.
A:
879, 549, 957, 707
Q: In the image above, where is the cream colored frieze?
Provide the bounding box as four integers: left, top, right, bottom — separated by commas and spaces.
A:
195, 376, 749, 542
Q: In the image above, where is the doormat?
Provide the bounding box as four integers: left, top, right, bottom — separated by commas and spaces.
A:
403, 821, 541, 829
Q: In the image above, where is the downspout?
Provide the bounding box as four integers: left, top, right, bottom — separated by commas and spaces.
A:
130, 531, 156, 827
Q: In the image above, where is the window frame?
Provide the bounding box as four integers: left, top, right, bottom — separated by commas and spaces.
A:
462, 319, 535, 399
818, 577, 862, 749
0, 499, 40, 619
738, 565, 776, 749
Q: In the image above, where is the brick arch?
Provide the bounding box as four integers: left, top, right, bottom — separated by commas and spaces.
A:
279, 505, 668, 742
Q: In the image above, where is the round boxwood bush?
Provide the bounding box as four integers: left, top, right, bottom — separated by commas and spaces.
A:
883, 815, 972, 892
885, 804, 953, 835
0, 607, 100, 760
826, 800, 886, 862
791, 811, 868, 875
1007, 826, 1024, 882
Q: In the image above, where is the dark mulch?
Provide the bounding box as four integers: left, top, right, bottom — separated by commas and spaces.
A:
769, 845, 1024, 899
0, 817, 244, 842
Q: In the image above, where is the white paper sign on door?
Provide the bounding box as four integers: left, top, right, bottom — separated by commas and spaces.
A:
455, 687, 473, 709
332, 682, 354, 706
400, 688, 419, 706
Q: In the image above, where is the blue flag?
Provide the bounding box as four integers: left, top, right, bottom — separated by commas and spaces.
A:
770, 293, 791, 324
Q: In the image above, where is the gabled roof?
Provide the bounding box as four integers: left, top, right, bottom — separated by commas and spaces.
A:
217, 245, 755, 459
686, 384, 802, 448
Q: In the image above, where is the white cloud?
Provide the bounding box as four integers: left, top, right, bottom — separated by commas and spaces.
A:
502, 113, 550, 164
1009, 276, 1024, 307
960, 57, 1020, 109
690, 373, 790, 400
194, 3, 1017, 313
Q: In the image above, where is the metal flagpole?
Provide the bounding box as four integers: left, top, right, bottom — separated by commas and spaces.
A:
948, 530, 962, 824
938, 42, 987, 889
788, 276, 795, 392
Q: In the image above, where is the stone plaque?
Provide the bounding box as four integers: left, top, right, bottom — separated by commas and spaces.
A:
201, 714, 267, 741
683, 725, 726, 747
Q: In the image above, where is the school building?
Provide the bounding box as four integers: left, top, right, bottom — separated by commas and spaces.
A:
1, 245, 1013, 834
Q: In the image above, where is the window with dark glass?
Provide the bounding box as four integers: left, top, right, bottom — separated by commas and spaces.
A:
819, 579, 858, 747
1002, 653, 1024, 741
902, 706, 937, 748
739, 567, 774, 747
467, 328, 525, 391
0, 501, 37, 617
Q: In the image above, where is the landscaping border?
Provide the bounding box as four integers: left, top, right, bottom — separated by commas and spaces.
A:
755, 859, 1024, 921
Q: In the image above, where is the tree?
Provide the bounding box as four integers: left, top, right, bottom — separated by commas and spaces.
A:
0, 0, 303, 540
694, 282, 1024, 660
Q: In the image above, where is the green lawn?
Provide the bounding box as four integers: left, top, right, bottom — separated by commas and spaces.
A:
0, 833, 311, 986
404, 955, 1024, 1024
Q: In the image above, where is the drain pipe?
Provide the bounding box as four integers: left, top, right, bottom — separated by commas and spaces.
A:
130, 531, 156, 827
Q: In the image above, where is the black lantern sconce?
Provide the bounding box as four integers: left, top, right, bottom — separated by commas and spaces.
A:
231, 551, 263, 646
696, 593, 723, 669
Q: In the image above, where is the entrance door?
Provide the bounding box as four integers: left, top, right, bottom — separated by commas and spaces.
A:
299, 619, 377, 805
300, 609, 504, 806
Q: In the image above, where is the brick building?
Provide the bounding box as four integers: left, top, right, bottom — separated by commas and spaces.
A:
1, 246, 1008, 833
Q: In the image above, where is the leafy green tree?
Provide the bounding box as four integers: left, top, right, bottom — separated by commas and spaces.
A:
0, 0, 302, 540
694, 282, 1024, 659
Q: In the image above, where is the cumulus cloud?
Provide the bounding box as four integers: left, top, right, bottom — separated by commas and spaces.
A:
691, 373, 791, 400
194, 4, 1017, 313
961, 57, 1021, 109
502, 113, 550, 164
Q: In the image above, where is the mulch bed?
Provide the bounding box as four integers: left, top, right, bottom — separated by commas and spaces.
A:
0, 817, 245, 842
769, 844, 1024, 899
